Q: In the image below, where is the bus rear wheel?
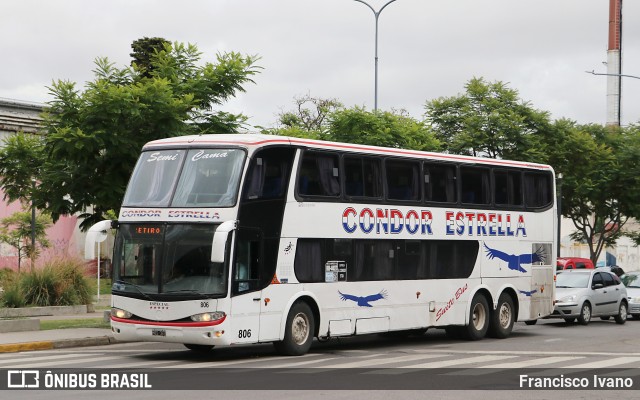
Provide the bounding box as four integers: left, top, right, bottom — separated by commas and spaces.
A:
274, 301, 315, 356
463, 294, 490, 340
488, 293, 515, 339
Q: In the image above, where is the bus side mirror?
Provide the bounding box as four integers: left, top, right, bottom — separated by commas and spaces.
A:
211, 220, 237, 263
84, 220, 114, 259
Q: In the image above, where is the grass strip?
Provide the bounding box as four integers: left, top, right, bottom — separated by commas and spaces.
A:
40, 318, 110, 330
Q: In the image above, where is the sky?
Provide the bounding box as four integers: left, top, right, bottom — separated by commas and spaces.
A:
1, 0, 639, 129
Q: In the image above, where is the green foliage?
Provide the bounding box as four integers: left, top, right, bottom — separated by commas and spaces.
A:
130, 37, 170, 78
5, 258, 93, 307
271, 99, 440, 152
424, 77, 551, 161
0, 209, 52, 272
1, 285, 26, 308
0, 39, 261, 230
327, 107, 441, 151
20, 267, 57, 306
0, 133, 42, 204
546, 121, 640, 262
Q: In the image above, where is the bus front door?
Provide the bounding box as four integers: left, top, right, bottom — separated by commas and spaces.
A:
230, 229, 262, 344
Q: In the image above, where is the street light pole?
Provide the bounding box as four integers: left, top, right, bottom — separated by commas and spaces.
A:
354, 0, 397, 112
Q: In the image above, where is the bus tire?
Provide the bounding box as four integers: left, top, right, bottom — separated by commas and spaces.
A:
273, 301, 315, 356
463, 294, 490, 340
488, 293, 515, 339
183, 344, 214, 353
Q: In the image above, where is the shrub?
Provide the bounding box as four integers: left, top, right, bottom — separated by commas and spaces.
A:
2, 258, 94, 307
1, 284, 26, 308
51, 258, 92, 305
20, 267, 57, 306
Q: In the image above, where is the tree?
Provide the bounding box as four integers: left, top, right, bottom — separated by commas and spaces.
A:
0, 39, 260, 230
0, 133, 42, 203
548, 122, 640, 263
130, 37, 170, 78
424, 77, 551, 161
327, 107, 440, 151
274, 94, 343, 138
0, 210, 52, 272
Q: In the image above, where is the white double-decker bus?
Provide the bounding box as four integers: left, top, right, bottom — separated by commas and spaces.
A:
86, 134, 556, 355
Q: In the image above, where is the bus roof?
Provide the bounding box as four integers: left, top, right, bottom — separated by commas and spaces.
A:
144, 133, 553, 171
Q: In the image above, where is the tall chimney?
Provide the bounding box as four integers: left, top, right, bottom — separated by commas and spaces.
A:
606, 0, 622, 126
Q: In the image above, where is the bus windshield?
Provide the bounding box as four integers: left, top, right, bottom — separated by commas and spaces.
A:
112, 223, 228, 297
123, 148, 245, 207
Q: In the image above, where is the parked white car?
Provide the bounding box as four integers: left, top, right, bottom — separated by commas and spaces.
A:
551, 269, 628, 325
621, 271, 640, 320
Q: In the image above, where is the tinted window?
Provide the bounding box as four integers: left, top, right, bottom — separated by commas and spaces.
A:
494, 170, 523, 206
602, 272, 615, 287
298, 152, 340, 197
592, 272, 604, 287
344, 156, 382, 198
460, 167, 490, 205
424, 163, 457, 203
244, 148, 293, 200
294, 240, 324, 283
524, 171, 553, 208
386, 159, 420, 201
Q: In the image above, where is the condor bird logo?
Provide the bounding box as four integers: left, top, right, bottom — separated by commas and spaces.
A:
484, 244, 546, 273
339, 290, 388, 307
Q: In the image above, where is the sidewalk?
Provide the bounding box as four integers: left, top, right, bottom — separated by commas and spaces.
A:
0, 298, 116, 353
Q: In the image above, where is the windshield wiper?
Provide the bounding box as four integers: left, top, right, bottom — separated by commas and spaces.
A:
163, 289, 208, 298
555, 285, 571, 288
114, 280, 154, 301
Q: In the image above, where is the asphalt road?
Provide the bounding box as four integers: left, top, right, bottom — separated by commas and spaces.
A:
2, 317, 639, 399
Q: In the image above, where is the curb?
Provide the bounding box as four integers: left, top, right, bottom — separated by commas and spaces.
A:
0, 336, 117, 353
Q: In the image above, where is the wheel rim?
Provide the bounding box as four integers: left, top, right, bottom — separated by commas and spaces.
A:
582, 305, 591, 322
498, 302, 512, 328
291, 312, 310, 345
472, 302, 487, 330
620, 304, 627, 321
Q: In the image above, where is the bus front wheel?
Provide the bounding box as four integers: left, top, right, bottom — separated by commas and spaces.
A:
464, 294, 490, 340
274, 301, 315, 356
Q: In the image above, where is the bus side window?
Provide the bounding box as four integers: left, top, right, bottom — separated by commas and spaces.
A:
524, 171, 553, 208
424, 163, 457, 203
460, 167, 490, 205
297, 151, 340, 197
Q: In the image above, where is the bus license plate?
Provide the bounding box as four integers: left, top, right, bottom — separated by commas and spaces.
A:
152, 329, 166, 337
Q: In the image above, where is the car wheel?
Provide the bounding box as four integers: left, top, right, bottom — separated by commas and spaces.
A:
273, 301, 315, 356
614, 302, 628, 325
577, 303, 591, 325
463, 294, 490, 340
488, 293, 515, 339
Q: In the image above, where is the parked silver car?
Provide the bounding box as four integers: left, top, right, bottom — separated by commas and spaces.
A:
551, 269, 628, 325
621, 271, 640, 320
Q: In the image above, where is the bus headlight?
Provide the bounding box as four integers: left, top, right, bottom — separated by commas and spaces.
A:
190, 312, 226, 322
112, 308, 132, 319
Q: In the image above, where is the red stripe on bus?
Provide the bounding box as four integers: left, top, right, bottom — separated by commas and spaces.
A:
111, 315, 226, 327
145, 137, 550, 170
